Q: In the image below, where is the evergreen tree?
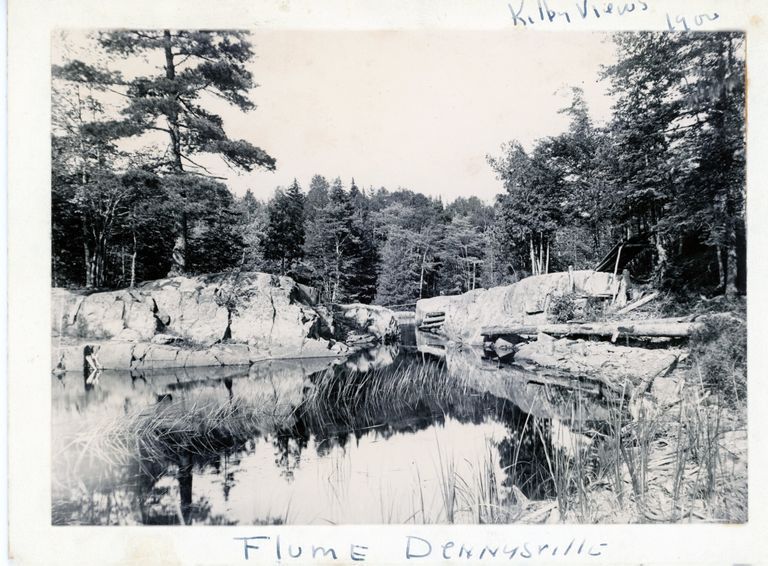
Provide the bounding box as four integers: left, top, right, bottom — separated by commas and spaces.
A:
488, 142, 562, 277
264, 179, 305, 275
345, 178, 379, 303
374, 226, 424, 306
305, 175, 330, 222
303, 178, 360, 302
237, 189, 269, 271
603, 32, 745, 294
54, 30, 276, 275
439, 215, 485, 294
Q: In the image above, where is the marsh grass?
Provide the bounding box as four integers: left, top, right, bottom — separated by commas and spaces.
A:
53, 333, 747, 525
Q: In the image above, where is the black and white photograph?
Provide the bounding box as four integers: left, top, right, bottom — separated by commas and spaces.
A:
46, 27, 748, 528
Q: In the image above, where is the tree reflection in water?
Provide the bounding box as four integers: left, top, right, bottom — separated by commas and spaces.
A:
51, 341, 608, 525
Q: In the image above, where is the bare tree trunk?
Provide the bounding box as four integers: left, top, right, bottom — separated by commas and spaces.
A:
538, 235, 544, 276
130, 231, 137, 288
93, 236, 104, 288
418, 247, 428, 299
545, 240, 550, 275
83, 240, 93, 288
716, 246, 726, 291
529, 236, 537, 276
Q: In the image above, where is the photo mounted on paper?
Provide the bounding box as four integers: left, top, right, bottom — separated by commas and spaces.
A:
49, 28, 746, 526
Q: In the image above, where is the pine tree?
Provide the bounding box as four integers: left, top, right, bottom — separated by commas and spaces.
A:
303, 178, 360, 302
345, 179, 379, 303
54, 30, 276, 276
374, 227, 421, 306
305, 175, 330, 222
264, 179, 305, 275
237, 189, 269, 271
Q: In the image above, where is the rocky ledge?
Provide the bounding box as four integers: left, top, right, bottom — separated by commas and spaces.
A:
415, 270, 618, 345
52, 272, 398, 373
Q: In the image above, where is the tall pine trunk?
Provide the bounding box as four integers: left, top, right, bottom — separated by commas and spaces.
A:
164, 29, 188, 277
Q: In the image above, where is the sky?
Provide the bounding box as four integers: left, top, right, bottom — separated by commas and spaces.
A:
54, 30, 619, 203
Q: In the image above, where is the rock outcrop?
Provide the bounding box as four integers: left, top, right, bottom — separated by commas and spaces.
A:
52, 272, 349, 371
513, 334, 681, 393
415, 270, 618, 345
333, 303, 400, 346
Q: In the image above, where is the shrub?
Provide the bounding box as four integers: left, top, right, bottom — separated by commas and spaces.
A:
689, 313, 747, 405
549, 293, 577, 323
549, 293, 606, 323
582, 296, 606, 321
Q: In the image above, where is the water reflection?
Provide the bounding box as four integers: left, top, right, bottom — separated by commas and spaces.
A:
52, 332, 611, 525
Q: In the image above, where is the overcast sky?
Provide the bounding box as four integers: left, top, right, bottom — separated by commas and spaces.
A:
55, 30, 619, 203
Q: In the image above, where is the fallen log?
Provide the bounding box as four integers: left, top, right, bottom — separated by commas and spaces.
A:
481, 320, 703, 339
615, 291, 659, 315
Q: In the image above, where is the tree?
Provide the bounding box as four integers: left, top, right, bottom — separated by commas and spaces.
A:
439, 215, 485, 294
51, 72, 129, 287
54, 30, 276, 275
481, 221, 519, 288
550, 88, 613, 265
263, 180, 306, 275
237, 189, 270, 270
488, 142, 563, 277
345, 179, 379, 303
305, 175, 330, 222
303, 178, 361, 303
374, 226, 425, 306
370, 201, 442, 304
114, 169, 175, 287
603, 32, 746, 294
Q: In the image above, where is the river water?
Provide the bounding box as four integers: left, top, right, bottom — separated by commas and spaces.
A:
51, 328, 612, 526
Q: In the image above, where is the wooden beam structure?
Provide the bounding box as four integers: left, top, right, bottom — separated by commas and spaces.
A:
481, 319, 702, 340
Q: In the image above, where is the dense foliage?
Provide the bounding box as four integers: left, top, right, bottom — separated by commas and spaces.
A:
52, 31, 746, 305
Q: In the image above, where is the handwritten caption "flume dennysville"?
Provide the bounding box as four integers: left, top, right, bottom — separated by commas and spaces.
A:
234, 535, 608, 562
507, 0, 720, 31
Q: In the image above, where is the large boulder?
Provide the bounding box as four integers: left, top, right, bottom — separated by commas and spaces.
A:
51, 272, 348, 368
334, 303, 400, 344
52, 288, 157, 340
415, 271, 618, 345
224, 273, 337, 357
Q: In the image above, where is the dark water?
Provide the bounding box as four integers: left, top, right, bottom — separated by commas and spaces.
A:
51, 329, 611, 526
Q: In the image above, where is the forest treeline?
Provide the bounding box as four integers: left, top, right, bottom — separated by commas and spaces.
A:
52, 31, 746, 306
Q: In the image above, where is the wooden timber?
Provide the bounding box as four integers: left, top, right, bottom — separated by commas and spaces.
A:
481, 319, 702, 339
615, 291, 659, 315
